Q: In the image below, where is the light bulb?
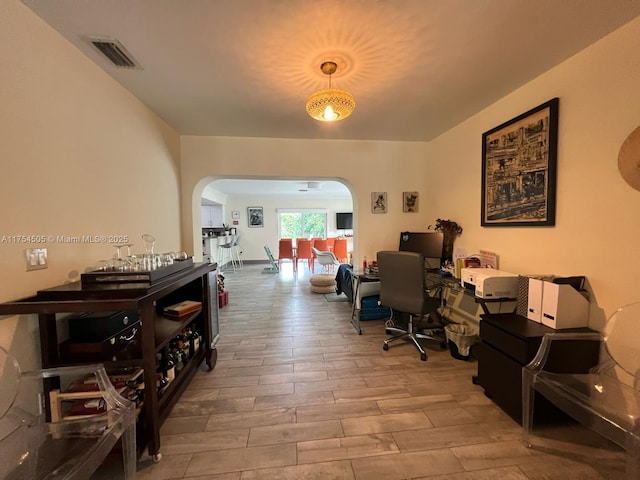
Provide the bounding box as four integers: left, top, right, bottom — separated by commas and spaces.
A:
322, 105, 339, 121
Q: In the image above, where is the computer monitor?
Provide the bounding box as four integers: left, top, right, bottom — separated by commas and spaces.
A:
398, 231, 443, 268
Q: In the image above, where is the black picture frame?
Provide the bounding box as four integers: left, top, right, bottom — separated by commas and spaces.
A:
481, 98, 559, 227
247, 206, 263, 228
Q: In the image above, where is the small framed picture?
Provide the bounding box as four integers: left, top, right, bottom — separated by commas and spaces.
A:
371, 192, 387, 214
231, 210, 240, 220
403, 191, 419, 212
247, 206, 264, 228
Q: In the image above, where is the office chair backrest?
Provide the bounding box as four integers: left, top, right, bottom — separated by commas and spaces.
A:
377, 250, 432, 315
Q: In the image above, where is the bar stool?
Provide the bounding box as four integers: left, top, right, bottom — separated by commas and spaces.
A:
218, 235, 237, 272
231, 234, 243, 268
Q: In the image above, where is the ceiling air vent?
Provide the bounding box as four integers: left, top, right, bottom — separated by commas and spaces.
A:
88, 37, 140, 69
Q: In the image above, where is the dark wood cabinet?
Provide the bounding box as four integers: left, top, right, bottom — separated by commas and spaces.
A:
476, 313, 599, 424
0, 262, 219, 461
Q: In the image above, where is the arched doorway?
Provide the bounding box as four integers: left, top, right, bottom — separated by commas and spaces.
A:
190, 176, 357, 265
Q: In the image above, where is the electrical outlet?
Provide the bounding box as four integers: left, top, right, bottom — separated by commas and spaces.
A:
25, 248, 47, 271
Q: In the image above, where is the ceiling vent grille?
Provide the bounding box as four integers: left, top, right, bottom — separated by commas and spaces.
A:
88, 38, 140, 69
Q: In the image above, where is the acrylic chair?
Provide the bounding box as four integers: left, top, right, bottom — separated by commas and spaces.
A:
0, 346, 137, 480
333, 238, 349, 264
295, 239, 313, 272
278, 238, 296, 272
377, 251, 445, 361
312, 247, 340, 273
522, 301, 640, 479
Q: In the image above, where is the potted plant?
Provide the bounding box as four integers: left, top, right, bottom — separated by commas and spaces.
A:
428, 218, 462, 266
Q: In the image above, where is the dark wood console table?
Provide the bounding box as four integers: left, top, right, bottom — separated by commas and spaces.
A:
476, 313, 599, 424
0, 262, 219, 462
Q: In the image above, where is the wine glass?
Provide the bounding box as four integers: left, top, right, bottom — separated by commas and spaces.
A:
142, 234, 155, 254
162, 253, 174, 266
97, 259, 111, 271
113, 244, 125, 261
122, 243, 136, 271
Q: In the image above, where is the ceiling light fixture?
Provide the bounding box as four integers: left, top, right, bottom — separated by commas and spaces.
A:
306, 62, 355, 122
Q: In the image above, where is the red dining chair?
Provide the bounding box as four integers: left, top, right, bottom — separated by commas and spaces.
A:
326, 237, 336, 250
278, 238, 296, 272
313, 239, 328, 252
333, 238, 349, 264
295, 239, 313, 272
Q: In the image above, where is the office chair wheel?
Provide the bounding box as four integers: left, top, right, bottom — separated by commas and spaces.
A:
420, 353, 427, 361
383, 343, 389, 351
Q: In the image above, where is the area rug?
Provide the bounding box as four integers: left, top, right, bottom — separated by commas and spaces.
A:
323, 292, 349, 302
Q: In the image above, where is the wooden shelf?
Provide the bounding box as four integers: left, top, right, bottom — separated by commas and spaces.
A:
154, 309, 202, 352
0, 262, 220, 460
158, 346, 205, 417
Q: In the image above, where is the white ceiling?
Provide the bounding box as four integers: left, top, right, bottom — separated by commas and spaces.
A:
202, 179, 352, 203
23, 0, 640, 143
23, 1, 640, 199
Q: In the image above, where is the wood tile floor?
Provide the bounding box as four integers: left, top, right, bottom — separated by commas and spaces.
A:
135, 264, 626, 480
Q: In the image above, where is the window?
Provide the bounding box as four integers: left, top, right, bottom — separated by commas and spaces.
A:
278, 209, 327, 239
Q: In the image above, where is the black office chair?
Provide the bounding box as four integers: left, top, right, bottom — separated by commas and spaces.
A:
377, 250, 445, 361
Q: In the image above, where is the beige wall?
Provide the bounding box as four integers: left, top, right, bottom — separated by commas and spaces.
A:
182, 17, 640, 330
0, 1, 182, 368
427, 16, 640, 329
2, 0, 638, 373
180, 137, 432, 265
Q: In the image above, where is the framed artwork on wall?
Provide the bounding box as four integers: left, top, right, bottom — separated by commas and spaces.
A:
247, 206, 263, 228
403, 191, 419, 212
481, 97, 559, 227
231, 210, 240, 220
371, 192, 387, 214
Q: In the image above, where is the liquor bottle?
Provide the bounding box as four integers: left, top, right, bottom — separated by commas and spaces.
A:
185, 326, 197, 354
178, 331, 191, 361
164, 349, 176, 382
156, 371, 169, 397
170, 340, 184, 373
191, 326, 201, 352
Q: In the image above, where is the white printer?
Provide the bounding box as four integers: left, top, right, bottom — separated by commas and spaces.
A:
460, 268, 519, 299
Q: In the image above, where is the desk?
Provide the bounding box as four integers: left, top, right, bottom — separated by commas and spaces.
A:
351, 271, 517, 335
350, 271, 381, 334
426, 272, 517, 316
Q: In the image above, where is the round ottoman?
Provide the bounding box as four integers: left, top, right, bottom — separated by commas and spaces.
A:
309, 273, 336, 294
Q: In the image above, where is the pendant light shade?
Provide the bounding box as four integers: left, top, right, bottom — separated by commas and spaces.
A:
306, 62, 355, 122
